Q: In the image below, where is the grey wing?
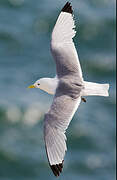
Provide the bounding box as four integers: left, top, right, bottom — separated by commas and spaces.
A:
51, 2, 83, 79
44, 90, 81, 176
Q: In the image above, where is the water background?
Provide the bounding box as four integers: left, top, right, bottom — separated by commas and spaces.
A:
0, 0, 116, 179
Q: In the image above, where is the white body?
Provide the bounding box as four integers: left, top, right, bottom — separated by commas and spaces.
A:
35, 77, 109, 97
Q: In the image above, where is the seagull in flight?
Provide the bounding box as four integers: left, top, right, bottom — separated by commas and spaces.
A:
28, 2, 109, 177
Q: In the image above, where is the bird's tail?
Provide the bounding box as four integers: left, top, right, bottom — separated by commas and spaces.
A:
81, 81, 109, 97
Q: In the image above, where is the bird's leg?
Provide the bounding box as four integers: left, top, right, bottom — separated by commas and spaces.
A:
81, 97, 86, 103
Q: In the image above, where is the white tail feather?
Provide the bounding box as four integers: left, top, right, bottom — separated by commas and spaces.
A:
81, 81, 109, 97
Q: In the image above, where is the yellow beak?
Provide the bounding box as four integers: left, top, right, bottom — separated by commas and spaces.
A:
28, 84, 35, 88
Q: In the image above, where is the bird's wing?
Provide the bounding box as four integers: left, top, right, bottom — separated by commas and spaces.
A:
51, 2, 83, 79
44, 84, 81, 176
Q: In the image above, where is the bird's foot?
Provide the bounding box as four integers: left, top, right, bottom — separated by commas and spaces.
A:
81, 97, 86, 103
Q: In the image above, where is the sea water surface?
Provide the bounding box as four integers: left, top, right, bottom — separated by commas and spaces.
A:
0, 0, 116, 180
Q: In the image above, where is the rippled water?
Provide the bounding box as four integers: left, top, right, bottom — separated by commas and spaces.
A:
0, 0, 116, 179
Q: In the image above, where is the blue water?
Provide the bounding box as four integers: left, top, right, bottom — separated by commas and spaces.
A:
0, 0, 116, 179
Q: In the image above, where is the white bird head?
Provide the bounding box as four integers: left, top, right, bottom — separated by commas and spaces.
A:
28, 78, 47, 89
28, 77, 58, 95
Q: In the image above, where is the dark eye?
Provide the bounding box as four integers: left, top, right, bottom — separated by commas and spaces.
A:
38, 83, 40, 85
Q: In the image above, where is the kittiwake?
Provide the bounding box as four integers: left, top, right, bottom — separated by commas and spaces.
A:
28, 2, 109, 177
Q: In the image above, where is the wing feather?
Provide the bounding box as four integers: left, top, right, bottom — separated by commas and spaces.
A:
44, 2, 83, 177
44, 93, 81, 175
51, 3, 83, 79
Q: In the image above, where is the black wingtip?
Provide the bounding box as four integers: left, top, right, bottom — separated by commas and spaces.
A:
50, 161, 64, 177
61, 2, 73, 14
